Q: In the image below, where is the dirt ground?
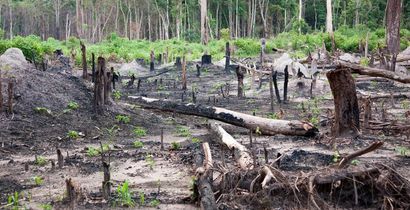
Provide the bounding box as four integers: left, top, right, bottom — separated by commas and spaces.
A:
1, 55, 410, 210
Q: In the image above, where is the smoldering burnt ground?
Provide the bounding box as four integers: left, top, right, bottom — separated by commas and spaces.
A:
0, 58, 410, 209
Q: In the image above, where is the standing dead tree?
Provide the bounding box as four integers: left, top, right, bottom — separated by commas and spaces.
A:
326, 67, 360, 137
80, 41, 87, 79
150, 50, 155, 71
182, 56, 187, 90
385, 0, 402, 71
94, 57, 106, 113
236, 66, 245, 98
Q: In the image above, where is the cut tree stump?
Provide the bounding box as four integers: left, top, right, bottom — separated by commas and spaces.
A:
326, 67, 360, 137
209, 121, 253, 170
201, 54, 212, 66
236, 66, 245, 98
128, 96, 318, 136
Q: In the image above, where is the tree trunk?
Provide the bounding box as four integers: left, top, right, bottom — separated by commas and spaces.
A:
225, 42, 230, 73
209, 121, 253, 170
326, 0, 333, 33
200, 0, 208, 45
128, 96, 318, 137
326, 67, 360, 137
385, 0, 402, 71
94, 57, 106, 113
80, 41, 87, 79
236, 66, 244, 98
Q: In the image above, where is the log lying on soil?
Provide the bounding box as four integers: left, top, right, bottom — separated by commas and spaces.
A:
209, 121, 253, 170
128, 96, 318, 136
338, 61, 410, 83
338, 141, 384, 169
195, 142, 217, 210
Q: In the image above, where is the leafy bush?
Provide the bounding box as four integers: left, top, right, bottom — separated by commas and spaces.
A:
133, 141, 144, 149
67, 130, 80, 139
115, 181, 135, 207
33, 176, 44, 186
67, 101, 79, 110
116, 115, 130, 124
133, 127, 147, 138
35, 156, 47, 166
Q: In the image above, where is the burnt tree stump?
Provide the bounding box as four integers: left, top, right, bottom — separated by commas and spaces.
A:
150, 50, 155, 71
225, 42, 230, 73
175, 57, 182, 69
326, 67, 360, 137
201, 55, 212, 66
235, 65, 245, 98
104, 68, 113, 104
283, 66, 289, 103
91, 53, 96, 83
196, 64, 201, 77
57, 148, 64, 169
80, 41, 87, 79
94, 57, 106, 113
272, 71, 281, 103
182, 57, 187, 90
102, 161, 111, 200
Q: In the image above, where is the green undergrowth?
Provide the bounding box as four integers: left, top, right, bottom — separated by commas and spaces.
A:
0, 26, 408, 67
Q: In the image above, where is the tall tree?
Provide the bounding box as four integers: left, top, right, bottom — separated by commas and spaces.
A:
200, 0, 208, 45
326, 0, 333, 33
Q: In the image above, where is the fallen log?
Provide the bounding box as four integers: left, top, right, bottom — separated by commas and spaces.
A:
338, 61, 410, 83
195, 142, 217, 210
128, 96, 318, 137
338, 141, 384, 169
209, 121, 253, 170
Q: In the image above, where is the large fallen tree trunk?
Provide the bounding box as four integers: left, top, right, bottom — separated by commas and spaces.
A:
209, 121, 253, 170
338, 61, 410, 83
128, 96, 318, 137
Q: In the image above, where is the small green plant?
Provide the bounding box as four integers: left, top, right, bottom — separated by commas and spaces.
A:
157, 85, 165, 91
309, 116, 320, 126
191, 137, 201, 144
34, 107, 52, 116
370, 80, 377, 88
145, 154, 155, 170
116, 115, 130, 124
116, 180, 135, 207
67, 130, 80, 139
35, 156, 47, 166
401, 100, 410, 109
150, 199, 160, 207
351, 159, 360, 166
106, 125, 120, 142
395, 146, 410, 157
332, 151, 341, 163
171, 142, 181, 150
33, 176, 44, 186
86, 147, 100, 157
133, 127, 147, 137
359, 57, 370, 66
67, 101, 79, 110
255, 127, 262, 135
176, 125, 191, 137
267, 112, 278, 119
41, 203, 53, 210
7, 192, 20, 210
133, 141, 144, 149
113, 90, 122, 101
138, 191, 145, 206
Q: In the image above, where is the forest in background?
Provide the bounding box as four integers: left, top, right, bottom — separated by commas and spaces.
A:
0, 0, 409, 64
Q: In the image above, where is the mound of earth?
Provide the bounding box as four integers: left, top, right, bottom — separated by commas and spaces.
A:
0, 48, 29, 71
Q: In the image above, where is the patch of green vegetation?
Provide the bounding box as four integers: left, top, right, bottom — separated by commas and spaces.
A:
401, 100, 410, 110
86, 147, 100, 157
191, 137, 201, 144
34, 107, 52, 116
332, 151, 341, 163
133, 127, 147, 138
150, 199, 160, 207
133, 141, 144, 149
267, 113, 279, 119
67, 130, 80, 139
351, 159, 360, 166
359, 58, 369, 66
40, 203, 53, 210
175, 125, 191, 137
171, 142, 181, 150
116, 115, 130, 124
138, 191, 145, 206
7, 192, 20, 210
35, 156, 47, 166
115, 180, 135, 207
106, 125, 120, 142
67, 101, 79, 110
33, 176, 44, 186
395, 146, 410, 157
113, 90, 122, 101
145, 154, 155, 170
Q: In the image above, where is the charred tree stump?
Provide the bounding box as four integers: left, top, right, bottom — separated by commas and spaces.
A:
112, 71, 119, 90
196, 64, 201, 77
236, 66, 245, 98
7, 80, 13, 114
158, 53, 162, 65
175, 57, 182, 68
269, 69, 275, 112
283, 66, 289, 103
225, 42, 230, 73
65, 178, 77, 205
326, 67, 360, 137
104, 68, 113, 104
136, 78, 141, 91
91, 53, 96, 83
201, 55, 212, 66
260, 38, 266, 65
80, 41, 87, 80
160, 128, 164, 151
94, 57, 106, 113
150, 50, 155, 71
102, 161, 111, 200
273, 71, 281, 103
182, 57, 187, 90
165, 47, 169, 63
57, 148, 64, 169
